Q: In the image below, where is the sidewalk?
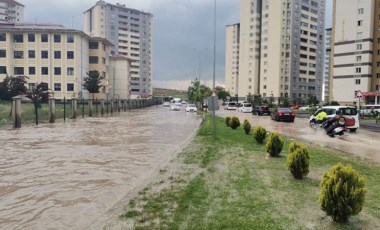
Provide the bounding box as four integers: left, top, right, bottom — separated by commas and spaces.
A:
360, 119, 380, 132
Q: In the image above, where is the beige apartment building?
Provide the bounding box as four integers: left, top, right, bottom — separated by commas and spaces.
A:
225, 23, 240, 96
0, 23, 91, 100
225, 0, 325, 102
0, 0, 24, 23
331, 0, 380, 105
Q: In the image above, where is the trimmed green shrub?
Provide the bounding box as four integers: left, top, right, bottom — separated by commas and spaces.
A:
265, 132, 284, 157
287, 144, 310, 179
319, 163, 367, 223
243, 119, 251, 135
253, 126, 267, 144
288, 141, 303, 154
229, 116, 240, 129
225, 116, 231, 127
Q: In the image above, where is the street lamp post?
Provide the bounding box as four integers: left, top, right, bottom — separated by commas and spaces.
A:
194, 48, 208, 106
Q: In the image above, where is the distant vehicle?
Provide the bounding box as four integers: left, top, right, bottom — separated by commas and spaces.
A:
185, 104, 197, 112
171, 104, 181, 111
291, 105, 302, 110
360, 104, 380, 116
309, 106, 359, 132
252, 106, 270, 116
224, 102, 237, 110
299, 105, 311, 111
271, 107, 295, 122
173, 98, 181, 104
181, 100, 187, 104
238, 103, 253, 113
163, 102, 170, 107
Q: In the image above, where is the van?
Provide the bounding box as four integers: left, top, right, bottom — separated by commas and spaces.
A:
360, 104, 380, 116
309, 106, 360, 132
224, 102, 237, 110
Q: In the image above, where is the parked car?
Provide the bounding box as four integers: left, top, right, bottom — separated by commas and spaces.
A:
360, 104, 380, 116
299, 105, 311, 111
185, 104, 197, 112
252, 106, 270, 116
224, 102, 237, 110
271, 107, 295, 122
171, 104, 181, 111
238, 103, 253, 113
291, 105, 302, 110
163, 102, 170, 107
309, 106, 359, 132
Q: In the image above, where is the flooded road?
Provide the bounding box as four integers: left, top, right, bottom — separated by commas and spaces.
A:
217, 110, 380, 163
0, 106, 202, 229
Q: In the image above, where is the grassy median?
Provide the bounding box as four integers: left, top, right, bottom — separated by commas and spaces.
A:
118, 115, 380, 230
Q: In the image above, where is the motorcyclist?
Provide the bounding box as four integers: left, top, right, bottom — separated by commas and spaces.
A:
315, 110, 327, 126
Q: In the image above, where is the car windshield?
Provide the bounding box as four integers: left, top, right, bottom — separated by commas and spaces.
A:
278, 108, 292, 112
188, 104, 196, 107
228, 103, 236, 106
244, 104, 252, 107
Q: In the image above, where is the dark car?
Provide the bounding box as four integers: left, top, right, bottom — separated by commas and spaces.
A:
252, 106, 270, 116
271, 107, 295, 122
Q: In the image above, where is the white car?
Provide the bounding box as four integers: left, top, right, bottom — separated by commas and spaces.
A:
224, 102, 237, 110
185, 104, 197, 112
299, 105, 311, 111
238, 103, 253, 113
171, 104, 181, 111
163, 102, 170, 107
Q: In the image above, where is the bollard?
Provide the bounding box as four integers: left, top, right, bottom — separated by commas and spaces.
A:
117, 99, 121, 112
12, 96, 22, 128
63, 97, 66, 122
88, 99, 93, 117
48, 97, 56, 123
110, 99, 114, 114
72, 98, 78, 119
100, 99, 105, 115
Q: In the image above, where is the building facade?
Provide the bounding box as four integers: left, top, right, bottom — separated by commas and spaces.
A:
0, 0, 24, 23
225, 0, 325, 102
331, 0, 380, 105
83, 0, 153, 98
0, 23, 91, 100
323, 28, 332, 102
224, 23, 240, 96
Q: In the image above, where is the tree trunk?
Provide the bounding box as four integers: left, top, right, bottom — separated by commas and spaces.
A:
34, 102, 39, 125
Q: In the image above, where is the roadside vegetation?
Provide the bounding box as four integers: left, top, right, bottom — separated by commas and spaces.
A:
118, 115, 380, 229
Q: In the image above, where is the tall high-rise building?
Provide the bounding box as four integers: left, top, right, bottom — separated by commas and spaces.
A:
323, 28, 332, 102
83, 0, 153, 98
331, 0, 380, 104
225, 0, 325, 102
0, 0, 24, 23
225, 23, 240, 96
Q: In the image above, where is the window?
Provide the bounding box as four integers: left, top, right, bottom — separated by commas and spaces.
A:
356, 56, 362, 62
0, 49, 5, 58
89, 42, 99, 49
41, 34, 48, 42
28, 50, 35, 58
67, 34, 74, 43
67, 51, 74, 59
357, 44, 362, 50
0, 33, 6, 41
0, 66, 6, 74
28, 83, 35, 90
358, 8, 364, 14
102, 43, 106, 51
14, 67, 24, 75
54, 83, 61, 91
67, 67, 74, 76
41, 51, 48, 59
377, 62, 380, 67
89, 56, 99, 64
41, 67, 48, 75
54, 67, 61, 75
54, 34, 61, 43
54, 51, 61, 59
356, 67, 361, 73
13, 34, 23, 43
67, 83, 74, 91
355, 79, 361, 84
357, 32, 363, 39
14, 51, 24, 59
28, 34, 35, 42
102, 57, 106, 64
29, 67, 35, 75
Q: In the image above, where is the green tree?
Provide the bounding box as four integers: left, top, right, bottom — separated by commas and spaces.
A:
83, 70, 104, 99
0, 75, 28, 100
217, 89, 230, 101
253, 94, 262, 106
187, 79, 212, 105
26, 82, 50, 125
307, 95, 319, 106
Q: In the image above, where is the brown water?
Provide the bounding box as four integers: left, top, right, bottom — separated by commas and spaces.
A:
0, 106, 202, 229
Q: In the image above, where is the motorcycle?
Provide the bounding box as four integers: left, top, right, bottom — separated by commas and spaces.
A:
323, 116, 348, 138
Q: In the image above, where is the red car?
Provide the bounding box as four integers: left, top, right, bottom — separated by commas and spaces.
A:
291, 105, 302, 110
271, 107, 295, 122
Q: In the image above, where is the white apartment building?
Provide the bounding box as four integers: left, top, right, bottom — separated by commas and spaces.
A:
0, 0, 24, 23
0, 23, 90, 100
225, 0, 325, 102
83, 0, 153, 98
332, 0, 380, 105
323, 28, 332, 102
225, 23, 240, 96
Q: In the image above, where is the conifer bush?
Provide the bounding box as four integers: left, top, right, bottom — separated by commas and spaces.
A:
319, 163, 367, 223
265, 132, 284, 157
229, 116, 240, 129
225, 116, 231, 127
253, 126, 267, 144
243, 119, 251, 134
287, 143, 310, 179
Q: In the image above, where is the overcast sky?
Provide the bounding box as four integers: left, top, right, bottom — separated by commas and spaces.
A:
24, 0, 332, 90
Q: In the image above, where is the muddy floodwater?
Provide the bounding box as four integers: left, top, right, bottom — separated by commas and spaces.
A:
0, 106, 202, 229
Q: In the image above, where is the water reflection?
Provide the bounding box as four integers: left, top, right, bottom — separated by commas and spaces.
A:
0, 107, 201, 229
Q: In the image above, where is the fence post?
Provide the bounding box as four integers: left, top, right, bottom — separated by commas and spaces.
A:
12, 96, 22, 128
63, 97, 66, 122
48, 97, 56, 123
72, 98, 77, 119
100, 99, 105, 115
88, 99, 93, 117
110, 98, 114, 114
